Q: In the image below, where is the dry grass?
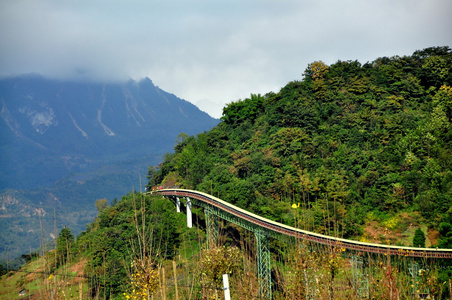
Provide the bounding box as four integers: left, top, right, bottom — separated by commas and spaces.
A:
0, 255, 88, 300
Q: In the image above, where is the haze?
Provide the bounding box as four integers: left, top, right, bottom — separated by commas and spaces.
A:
1, 0, 451, 118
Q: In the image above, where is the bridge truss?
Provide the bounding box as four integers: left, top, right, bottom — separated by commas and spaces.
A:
155, 188, 452, 299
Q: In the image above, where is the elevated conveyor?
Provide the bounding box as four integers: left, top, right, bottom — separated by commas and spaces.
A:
156, 188, 452, 259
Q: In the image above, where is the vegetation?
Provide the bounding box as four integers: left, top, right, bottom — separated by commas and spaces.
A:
78, 192, 188, 298
151, 46, 452, 248
2, 46, 452, 299
413, 228, 426, 248
198, 246, 242, 293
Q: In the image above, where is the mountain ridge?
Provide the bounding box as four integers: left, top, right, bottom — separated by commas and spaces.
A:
0, 75, 218, 264
0, 75, 218, 189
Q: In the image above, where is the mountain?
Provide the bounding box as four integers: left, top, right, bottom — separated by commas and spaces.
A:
4, 47, 451, 300
0, 75, 219, 265
0, 75, 218, 190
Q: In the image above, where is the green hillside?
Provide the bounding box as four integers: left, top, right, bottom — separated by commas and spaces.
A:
2, 46, 452, 300
152, 46, 452, 247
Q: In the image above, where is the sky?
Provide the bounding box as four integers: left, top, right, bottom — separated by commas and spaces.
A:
1, 0, 451, 118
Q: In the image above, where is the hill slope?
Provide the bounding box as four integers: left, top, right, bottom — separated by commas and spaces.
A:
152, 46, 452, 247
3, 46, 452, 298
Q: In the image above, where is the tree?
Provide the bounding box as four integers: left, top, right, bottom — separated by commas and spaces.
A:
199, 246, 242, 295
413, 227, 426, 248
145, 165, 157, 190
221, 94, 264, 126
437, 220, 452, 249
304, 60, 329, 80
0, 263, 6, 276
95, 198, 109, 213
56, 228, 75, 267
81, 193, 188, 298
175, 132, 189, 153
152, 46, 452, 258
124, 257, 159, 300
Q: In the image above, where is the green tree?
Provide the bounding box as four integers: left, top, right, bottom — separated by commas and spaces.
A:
56, 228, 75, 267
0, 263, 6, 276
221, 94, 264, 126
152, 46, 452, 248
80, 193, 188, 298
94, 198, 109, 213
304, 60, 329, 80
413, 227, 426, 248
438, 217, 452, 249
145, 165, 157, 190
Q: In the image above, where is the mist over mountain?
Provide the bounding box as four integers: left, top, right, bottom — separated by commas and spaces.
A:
0, 75, 218, 264
0, 75, 218, 189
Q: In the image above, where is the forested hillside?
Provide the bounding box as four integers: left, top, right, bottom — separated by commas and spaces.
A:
3, 47, 452, 300
0, 75, 218, 266
0, 193, 194, 299
151, 46, 452, 248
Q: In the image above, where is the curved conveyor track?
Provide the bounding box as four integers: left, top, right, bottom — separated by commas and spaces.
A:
155, 189, 452, 259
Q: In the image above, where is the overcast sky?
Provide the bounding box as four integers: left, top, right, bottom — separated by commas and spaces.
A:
1, 0, 451, 118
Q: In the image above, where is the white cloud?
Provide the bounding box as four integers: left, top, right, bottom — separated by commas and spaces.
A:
1, 0, 451, 118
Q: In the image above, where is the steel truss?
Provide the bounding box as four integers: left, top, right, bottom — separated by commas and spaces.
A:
255, 228, 271, 299
409, 261, 429, 298
158, 189, 452, 300
186, 197, 273, 299
350, 255, 369, 299
204, 205, 219, 248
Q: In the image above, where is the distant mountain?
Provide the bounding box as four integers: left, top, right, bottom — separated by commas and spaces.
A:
0, 75, 219, 264
0, 75, 218, 190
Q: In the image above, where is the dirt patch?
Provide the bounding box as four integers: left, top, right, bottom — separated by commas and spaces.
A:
427, 229, 439, 246
361, 212, 430, 247
25, 271, 37, 282
363, 221, 406, 245
23, 259, 47, 283
67, 259, 87, 285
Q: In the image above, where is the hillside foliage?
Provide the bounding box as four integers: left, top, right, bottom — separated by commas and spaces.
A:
76, 193, 188, 297
3, 47, 452, 300
150, 46, 452, 247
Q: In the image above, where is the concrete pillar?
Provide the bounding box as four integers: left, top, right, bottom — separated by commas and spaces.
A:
223, 274, 231, 300
186, 198, 192, 228
176, 197, 181, 213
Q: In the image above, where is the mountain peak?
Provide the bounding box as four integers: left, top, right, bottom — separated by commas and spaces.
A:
0, 76, 219, 190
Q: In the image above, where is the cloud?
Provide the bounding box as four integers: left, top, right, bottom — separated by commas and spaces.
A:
1, 0, 451, 118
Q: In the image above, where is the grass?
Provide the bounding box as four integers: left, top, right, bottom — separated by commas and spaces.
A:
1, 208, 445, 299
0, 255, 88, 300
360, 211, 432, 247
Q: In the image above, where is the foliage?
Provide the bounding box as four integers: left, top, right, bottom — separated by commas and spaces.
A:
18, 46, 449, 299
413, 228, 426, 247
77, 193, 187, 299
221, 94, 264, 126
21, 252, 39, 263
150, 46, 452, 247
437, 207, 452, 249
123, 257, 159, 300
95, 198, 109, 213
56, 228, 75, 268
0, 264, 6, 276
198, 246, 242, 291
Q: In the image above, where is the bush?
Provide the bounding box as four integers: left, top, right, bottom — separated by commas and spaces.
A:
413, 227, 426, 247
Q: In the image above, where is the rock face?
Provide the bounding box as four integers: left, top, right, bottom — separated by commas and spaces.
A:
0, 75, 219, 263
0, 75, 219, 189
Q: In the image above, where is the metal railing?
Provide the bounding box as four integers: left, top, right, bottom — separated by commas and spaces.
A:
155, 188, 452, 259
